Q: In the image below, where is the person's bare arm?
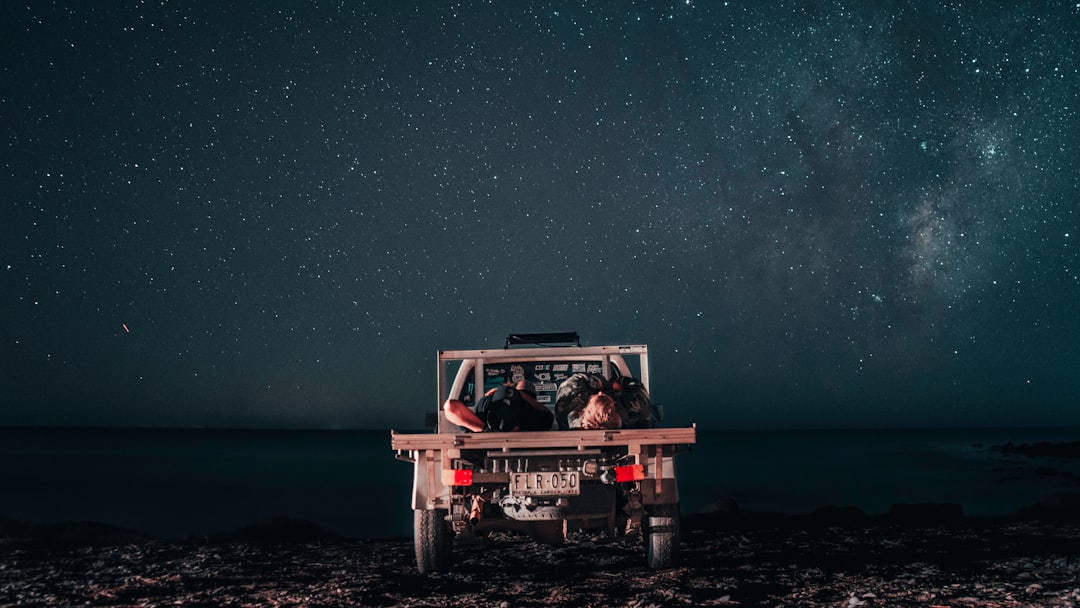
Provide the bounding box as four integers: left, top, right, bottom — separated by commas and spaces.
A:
443, 399, 485, 432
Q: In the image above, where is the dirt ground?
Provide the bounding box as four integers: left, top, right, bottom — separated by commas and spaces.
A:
4, 514, 1080, 607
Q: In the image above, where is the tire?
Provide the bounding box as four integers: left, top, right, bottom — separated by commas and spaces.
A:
414, 509, 453, 573
644, 503, 680, 569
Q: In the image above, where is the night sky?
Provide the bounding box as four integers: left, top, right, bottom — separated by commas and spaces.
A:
3, 2, 1078, 430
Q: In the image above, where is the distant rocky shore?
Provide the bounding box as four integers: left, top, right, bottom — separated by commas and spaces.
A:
994, 440, 1080, 459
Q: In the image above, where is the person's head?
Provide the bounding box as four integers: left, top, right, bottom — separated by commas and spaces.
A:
579, 391, 622, 429
590, 391, 614, 407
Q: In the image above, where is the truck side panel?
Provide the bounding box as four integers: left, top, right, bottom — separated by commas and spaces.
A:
640, 444, 681, 505
410, 449, 451, 510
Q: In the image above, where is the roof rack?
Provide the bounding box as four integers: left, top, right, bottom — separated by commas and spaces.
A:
505, 332, 581, 348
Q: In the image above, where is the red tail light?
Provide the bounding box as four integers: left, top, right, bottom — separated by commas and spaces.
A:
442, 469, 473, 486
614, 464, 645, 482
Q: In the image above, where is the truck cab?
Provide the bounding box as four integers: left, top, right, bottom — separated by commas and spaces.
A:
391, 333, 696, 572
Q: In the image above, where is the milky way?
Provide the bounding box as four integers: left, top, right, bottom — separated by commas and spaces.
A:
3, 2, 1078, 429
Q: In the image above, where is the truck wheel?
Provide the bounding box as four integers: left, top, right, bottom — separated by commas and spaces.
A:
644, 503, 680, 569
414, 509, 452, 573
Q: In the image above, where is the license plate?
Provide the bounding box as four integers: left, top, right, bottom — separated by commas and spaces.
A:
511, 471, 580, 496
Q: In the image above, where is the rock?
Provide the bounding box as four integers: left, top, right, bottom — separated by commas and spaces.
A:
1015, 492, 1080, 520
0, 516, 33, 538
30, 521, 149, 546
995, 441, 1080, 459
808, 505, 867, 525
888, 502, 963, 522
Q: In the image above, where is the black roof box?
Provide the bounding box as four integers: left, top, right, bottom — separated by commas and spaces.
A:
504, 332, 581, 348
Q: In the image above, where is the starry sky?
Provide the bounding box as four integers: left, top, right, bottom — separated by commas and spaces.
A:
3, 1, 1078, 430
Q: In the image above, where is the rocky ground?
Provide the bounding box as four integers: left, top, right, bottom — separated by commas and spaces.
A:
4, 512, 1080, 607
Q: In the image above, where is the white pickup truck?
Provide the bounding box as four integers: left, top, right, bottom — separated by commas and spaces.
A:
391, 333, 696, 572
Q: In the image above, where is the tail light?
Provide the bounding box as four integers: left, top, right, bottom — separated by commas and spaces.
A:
614, 464, 645, 482
442, 469, 473, 486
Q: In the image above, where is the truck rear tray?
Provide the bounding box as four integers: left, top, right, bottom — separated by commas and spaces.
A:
392, 426, 696, 452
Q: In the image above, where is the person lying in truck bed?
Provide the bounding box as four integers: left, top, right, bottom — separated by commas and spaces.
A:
554, 373, 656, 430
443, 380, 555, 432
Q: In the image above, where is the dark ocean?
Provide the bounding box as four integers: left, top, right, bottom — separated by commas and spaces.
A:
3, 427, 1080, 540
